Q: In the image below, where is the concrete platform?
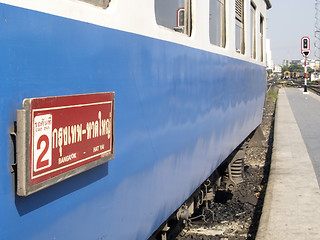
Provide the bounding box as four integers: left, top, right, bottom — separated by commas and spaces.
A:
256, 88, 320, 240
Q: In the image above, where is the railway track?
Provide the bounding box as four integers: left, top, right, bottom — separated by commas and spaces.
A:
307, 85, 320, 95
282, 79, 320, 96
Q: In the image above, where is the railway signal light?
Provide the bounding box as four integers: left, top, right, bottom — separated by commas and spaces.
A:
301, 36, 311, 58
301, 36, 310, 94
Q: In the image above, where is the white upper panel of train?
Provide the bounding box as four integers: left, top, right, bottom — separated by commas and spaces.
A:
0, 0, 271, 65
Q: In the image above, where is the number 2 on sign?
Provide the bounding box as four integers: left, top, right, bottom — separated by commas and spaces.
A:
36, 135, 50, 170
33, 114, 52, 172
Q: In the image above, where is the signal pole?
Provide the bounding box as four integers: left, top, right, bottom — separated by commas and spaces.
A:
304, 58, 308, 93
301, 37, 311, 94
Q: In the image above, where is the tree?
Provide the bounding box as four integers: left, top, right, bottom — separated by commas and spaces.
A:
281, 65, 289, 73
307, 67, 314, 73
288, 64, 304, 72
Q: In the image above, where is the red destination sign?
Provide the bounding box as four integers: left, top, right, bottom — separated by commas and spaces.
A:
17, 92, 115, 196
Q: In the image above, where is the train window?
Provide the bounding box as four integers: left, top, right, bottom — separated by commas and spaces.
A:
155, 0, 192, 36
235, 0, 245, 54
250, 2, 256, 59
79, 0, 110, 8
260, 14, 264, 62
209, 0, 226, 47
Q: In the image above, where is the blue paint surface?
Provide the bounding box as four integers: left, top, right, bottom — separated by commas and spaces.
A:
0, 4, 266, 239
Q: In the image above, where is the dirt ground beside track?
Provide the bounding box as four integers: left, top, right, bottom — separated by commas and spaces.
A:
176, 85, 279, 240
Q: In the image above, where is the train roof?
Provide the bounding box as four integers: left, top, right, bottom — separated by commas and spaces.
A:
265, 0, 272, 9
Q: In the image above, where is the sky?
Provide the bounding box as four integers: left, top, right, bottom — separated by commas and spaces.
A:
267, 0, 316, 65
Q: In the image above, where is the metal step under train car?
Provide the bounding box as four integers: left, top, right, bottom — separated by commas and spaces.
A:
0, 0, 271, 239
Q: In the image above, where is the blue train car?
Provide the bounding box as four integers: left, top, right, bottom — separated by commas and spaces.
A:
0, 0, 271, 239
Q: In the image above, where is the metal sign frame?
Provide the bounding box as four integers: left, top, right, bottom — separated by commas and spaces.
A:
16, 92, 115, 196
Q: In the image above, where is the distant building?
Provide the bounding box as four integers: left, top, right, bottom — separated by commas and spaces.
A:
308, 59, 320, 71
311, 72, 319, 81
282, 59, 290, 66
266, 39, 273, 70
280, 58, 320, 74
291, 59, 303, 66
309, 59, 316, 69
273, 64, 282, 74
